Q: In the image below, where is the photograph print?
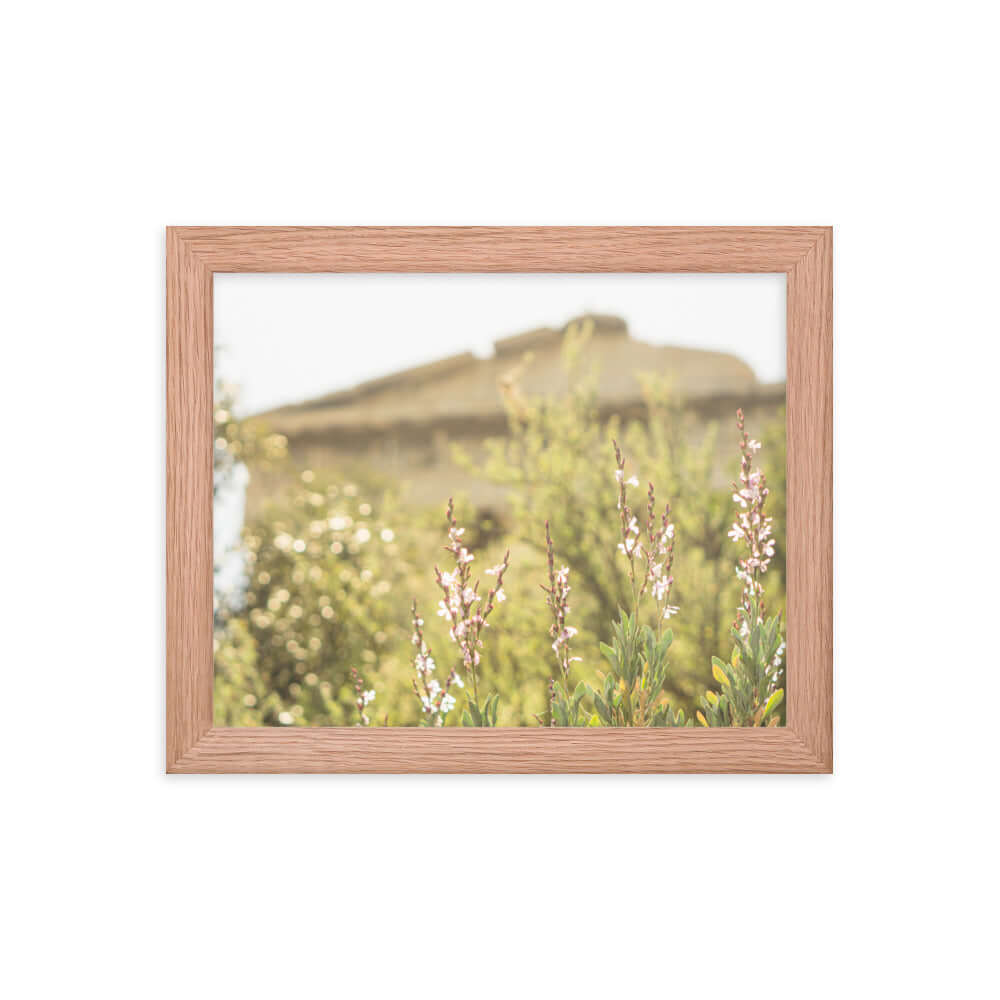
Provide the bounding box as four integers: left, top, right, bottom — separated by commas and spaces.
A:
213, 273, 787, 729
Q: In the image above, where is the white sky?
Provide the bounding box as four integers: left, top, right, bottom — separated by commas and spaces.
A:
214, 273, 786, 416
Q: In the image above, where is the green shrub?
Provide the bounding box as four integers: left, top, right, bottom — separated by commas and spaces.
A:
214, 335, 786, 727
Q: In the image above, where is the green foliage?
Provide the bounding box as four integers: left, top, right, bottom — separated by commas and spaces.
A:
455, 323, 632, 633
213, 619, 277, 725
214, 469, 419, 725
698, 598, 785, 727
462, 692, 500, 727
549, 680, 589, 727
214, 330, 786, 728
590, 611, 685, 726
456, 325, 786, 715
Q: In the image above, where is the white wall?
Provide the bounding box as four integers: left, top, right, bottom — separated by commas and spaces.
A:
4, 3, 995, 998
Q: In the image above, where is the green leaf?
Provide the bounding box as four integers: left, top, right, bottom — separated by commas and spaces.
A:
594, 693, 610, 724
711, 659, 731, 687
762, 688, 784, 720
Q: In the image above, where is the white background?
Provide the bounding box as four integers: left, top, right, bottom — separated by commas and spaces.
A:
3, 3, 997, 998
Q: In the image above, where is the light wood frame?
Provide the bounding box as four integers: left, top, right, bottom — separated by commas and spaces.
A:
167, 227, 832, 773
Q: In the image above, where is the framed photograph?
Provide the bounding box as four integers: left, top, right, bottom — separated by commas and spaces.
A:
167, 227, 832, 773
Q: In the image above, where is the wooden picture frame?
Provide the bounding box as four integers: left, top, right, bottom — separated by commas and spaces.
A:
167, 226, 832, 773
